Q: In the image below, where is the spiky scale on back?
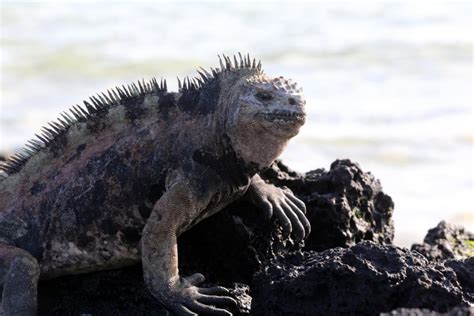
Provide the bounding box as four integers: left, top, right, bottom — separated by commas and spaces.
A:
0, 54, 261, 178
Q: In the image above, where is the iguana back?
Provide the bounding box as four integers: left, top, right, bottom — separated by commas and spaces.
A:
0, 78, 225, 277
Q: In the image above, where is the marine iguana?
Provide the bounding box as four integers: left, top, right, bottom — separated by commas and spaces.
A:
0, 54, 310, 315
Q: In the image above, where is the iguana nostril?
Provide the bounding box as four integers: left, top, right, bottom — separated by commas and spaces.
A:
288, 98, 296, 105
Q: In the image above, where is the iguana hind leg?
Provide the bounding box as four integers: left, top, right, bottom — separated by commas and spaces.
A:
0, 243, 39, 316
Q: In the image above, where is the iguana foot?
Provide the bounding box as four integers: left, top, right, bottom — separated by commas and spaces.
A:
162, 273, 237, 316
247, 179, 311, 242
267, 186, 311, 242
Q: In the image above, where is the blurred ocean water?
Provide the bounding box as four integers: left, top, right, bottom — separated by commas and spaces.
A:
0, 1, 472, 246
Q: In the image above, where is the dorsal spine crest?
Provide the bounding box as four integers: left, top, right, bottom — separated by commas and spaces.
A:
0, 53, 262, 177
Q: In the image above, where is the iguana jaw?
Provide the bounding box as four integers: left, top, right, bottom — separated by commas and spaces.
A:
255, 109, 306, 124
226, 106, 305, 170
253, 107, 306, 139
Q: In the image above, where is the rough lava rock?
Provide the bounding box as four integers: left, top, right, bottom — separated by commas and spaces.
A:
444, 257, 474, 304
409, 221, 474, 308
260, 159, 395, 251
251, 242, 472, 316
412, 221, 474, 261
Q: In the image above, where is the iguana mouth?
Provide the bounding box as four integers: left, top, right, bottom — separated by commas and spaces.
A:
256, 110, 306, 123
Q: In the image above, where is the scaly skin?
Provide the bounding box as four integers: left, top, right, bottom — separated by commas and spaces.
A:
0, 54, 309, 315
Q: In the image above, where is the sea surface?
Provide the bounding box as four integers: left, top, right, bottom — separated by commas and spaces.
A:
0, 1, 472, 246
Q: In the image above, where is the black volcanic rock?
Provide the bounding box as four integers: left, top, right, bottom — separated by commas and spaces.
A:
261, 159, 395, 251
445, 257, 474, 304
251, 242, 472, 316
412, 221, 474, 261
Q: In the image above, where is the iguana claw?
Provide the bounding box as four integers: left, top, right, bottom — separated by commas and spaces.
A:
169, 273, 237, 316
246, 176, 311, 243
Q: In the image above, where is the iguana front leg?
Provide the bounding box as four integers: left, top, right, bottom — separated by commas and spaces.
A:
141, 178, 236, 316
245, 174, 311, 242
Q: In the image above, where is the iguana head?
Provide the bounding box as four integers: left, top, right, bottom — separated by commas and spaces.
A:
237, 74, 306, 137
219, 59, 306, 170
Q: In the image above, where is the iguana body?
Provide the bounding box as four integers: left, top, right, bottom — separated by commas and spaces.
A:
0, 55, 309, 315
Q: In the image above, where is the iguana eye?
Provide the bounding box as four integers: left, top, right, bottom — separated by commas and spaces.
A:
255, 91, 273, 102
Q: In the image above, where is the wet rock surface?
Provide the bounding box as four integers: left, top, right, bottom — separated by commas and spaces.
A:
412, 221, 474, 261
36, 160, 472, 315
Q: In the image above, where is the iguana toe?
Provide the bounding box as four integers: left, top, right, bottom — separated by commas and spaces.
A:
273, 204, 293, 237
166, 274, 236, 316
283, 187, 307, 213
282, 202, 306, 241
196, 293, 237, 307
284, 195, 311, 238
184, 299, 233, 316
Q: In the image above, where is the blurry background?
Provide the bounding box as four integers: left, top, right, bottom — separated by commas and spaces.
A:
0, 0, 472, 246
